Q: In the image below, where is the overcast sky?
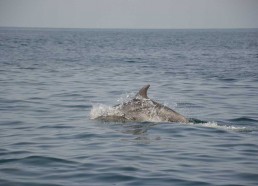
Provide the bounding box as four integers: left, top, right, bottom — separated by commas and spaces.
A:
0, 0, 258, 29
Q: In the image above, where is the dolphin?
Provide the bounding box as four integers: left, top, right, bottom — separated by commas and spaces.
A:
95, 85, 189, 123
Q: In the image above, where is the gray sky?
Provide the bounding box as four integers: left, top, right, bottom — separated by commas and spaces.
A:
0, 0, 258, 29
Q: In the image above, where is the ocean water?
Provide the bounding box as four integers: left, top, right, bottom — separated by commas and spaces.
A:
0, 28, 258, 186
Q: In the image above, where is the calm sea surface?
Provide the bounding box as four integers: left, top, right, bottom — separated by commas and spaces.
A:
0, 28, 258, 186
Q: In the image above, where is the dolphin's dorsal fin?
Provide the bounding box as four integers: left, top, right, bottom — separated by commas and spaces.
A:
136, 84, 150, 99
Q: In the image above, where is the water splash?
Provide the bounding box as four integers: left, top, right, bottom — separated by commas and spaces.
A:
90, 92, 136, 120
90, 104, 123, 119
116, 92, 135, 104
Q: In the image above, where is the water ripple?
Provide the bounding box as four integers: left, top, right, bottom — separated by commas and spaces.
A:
1, 28, 258, 186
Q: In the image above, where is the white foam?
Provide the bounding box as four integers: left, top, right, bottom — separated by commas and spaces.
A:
189, 121, 248, 132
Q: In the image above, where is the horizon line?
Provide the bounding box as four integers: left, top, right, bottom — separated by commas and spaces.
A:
1, 26, 258, 31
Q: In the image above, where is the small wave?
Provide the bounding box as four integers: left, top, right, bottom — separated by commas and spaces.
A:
189, 121, 251, 132
125, 60, 137, 63
220, 78, 237, 82
229, 117, 258, 122
0, 155, 77, 165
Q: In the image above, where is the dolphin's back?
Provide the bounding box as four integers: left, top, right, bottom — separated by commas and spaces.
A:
147, 100, 188, 123
95, 85, 189, 123
115, 98, 188, 123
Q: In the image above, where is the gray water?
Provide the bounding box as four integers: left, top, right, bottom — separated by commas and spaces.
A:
0, 28, 258, 186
